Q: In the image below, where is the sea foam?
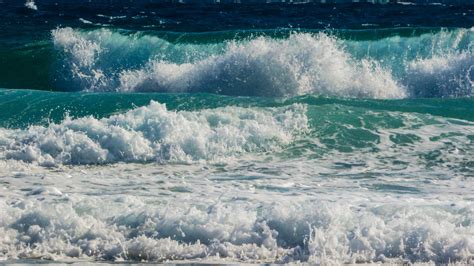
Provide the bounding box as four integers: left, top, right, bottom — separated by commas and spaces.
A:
0, 101, 308, 165
52, 28, 405, 98
0, 100, 472, 263
0, 188, 471, 263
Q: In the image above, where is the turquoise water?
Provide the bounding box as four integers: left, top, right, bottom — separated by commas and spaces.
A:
0, 1, 473, 264
1, 89, 474, 128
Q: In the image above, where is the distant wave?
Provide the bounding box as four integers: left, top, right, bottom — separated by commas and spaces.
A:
17, 0, 472, 4
52, 27, 473, 98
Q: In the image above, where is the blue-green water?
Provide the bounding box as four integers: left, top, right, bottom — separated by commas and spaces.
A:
0, 1, 472, 264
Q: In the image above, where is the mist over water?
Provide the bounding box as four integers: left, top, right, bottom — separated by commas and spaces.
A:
0, 1, 473, 264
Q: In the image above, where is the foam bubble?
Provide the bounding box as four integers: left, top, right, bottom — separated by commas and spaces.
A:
0, 104, 472, 263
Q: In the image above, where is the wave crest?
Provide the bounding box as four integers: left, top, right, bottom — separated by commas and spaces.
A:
118, 34, 405, 98
52, 28, 405, 98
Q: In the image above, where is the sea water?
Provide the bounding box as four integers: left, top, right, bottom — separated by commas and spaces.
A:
0, 1, 472, 264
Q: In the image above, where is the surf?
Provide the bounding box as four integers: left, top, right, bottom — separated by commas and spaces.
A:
52, 27, 473, 98
5, 27, 473, 98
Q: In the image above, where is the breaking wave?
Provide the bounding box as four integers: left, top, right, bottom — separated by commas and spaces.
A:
0, 101, 308, 166
51, 27, 474, 98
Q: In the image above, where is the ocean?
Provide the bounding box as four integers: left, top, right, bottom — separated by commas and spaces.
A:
0, 0, 473, 264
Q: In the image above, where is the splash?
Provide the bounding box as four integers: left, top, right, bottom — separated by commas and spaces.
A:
24, 0, 37, 10
51, 27, 474, 98
52, 28, 405, 98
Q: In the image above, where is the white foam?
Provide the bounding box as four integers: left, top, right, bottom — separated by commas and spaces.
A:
52, 28, 406, 98
52, 28, 107, 90
0, 101, 308, 165
118, 34, 405, 98
0, 189, 471, 263
407, 52, 474, 97
24, 0, 37, 11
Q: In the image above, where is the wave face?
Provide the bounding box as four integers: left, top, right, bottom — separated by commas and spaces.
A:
49, 27, 473, 98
